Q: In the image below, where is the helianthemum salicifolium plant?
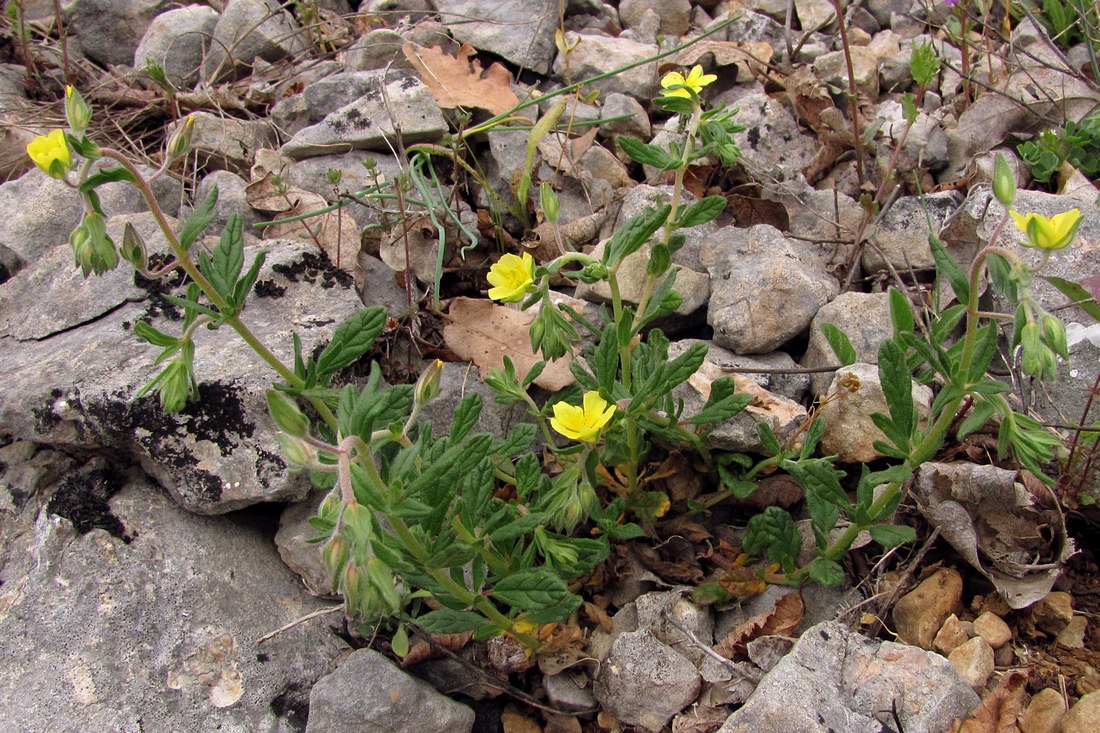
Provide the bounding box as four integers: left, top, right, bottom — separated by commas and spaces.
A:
713, 155, 1077, 591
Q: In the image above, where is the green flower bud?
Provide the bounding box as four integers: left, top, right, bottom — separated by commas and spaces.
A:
992, 153, 1016, 208
413, 359, 444, 408
322, 535, 350, 579
275, 432, 319, 468
121, 222, 148, 271
158, 359, 191, 413
78, 211, 118, 277
64, 86, 92, 134
1042, 314, 1068, 358
166, 115, 195, 160
366, 557, 402, 615
266, 389, 311, 438
540, 182, 560, 224
578, 261, 609, 284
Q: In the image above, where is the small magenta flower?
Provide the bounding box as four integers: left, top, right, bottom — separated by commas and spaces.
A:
944, 0, 961, 6
26, 129, 72, 178
1010, 209, 1083, 251
486, 252, 535, 302
660, 65, 717, 99
550, 391, 617, 442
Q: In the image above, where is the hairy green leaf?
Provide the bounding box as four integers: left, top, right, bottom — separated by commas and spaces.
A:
929, 234, 969, 303
819, 323, 857, 366
618, 136, 675, 169
179, 185, 219, 252
491, 567, 582, 623
315, 306, 388, 380
869, 523, 917, 548
676, 195, 726, 228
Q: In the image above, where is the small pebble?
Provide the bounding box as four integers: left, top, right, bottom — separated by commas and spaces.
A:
933, 613, 970, 656
1035, 592, 1074, 635
947, 636, 994, 692
1019, 687, 1065, 733
973, 611, 1011, 650
1061, 690, 1100, 733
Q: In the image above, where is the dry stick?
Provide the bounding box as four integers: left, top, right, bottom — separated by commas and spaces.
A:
830, 0, 866, 191
256, 604, 344, 644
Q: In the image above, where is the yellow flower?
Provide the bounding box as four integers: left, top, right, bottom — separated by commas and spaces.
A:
486, 252, 535, 302
1010, 208, 1083, 251
550, 391, 616, 442
660, 65, 718, 99
26, 129, 72, 179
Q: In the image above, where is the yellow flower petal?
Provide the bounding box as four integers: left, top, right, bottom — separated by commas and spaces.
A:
1010, 208, 1082, 251
486, 252, 535, 302
550, 391, 616, 442
26, 129, 72, 178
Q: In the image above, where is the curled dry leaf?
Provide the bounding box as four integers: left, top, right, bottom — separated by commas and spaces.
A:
402, 43, 520, 116
399, 630, 472, 668
246, 174, 361, 277
947, 670, 1028, 733
914, 462, 1075, 609
442, 297, 574, 391
667, 40, 774, 83
713, 591, 804, 660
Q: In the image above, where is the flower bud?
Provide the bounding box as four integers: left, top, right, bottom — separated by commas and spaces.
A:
540, 182, 559, 224
275, 432, 320, 468
992, 153, 1016, 208
366, 557, 402, 615
120, 222, 148, 271
166, 115, 195, 160
1042, 314, 1068, 358
322, 535, 350, 578
64, 85, 92, 133
578, 261, 609, 284
266, 389, 311, 438
413, 359, 444, 407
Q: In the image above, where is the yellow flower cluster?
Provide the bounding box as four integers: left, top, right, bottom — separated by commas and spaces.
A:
486, 252, 535, 302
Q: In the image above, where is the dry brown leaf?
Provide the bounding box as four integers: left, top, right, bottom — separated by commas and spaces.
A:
442, 297, 574, 391
668, 40, 774, 83
717, 566, 768, 599
402, 43, 520, 116
398, 631, 472, 668
948, 670, 1028, 733
714, 591, 804, 660
246, 175, 361, 276
544, 715, 582, 733
672, 704, 735, 733
727, 192, 791, 231
634, 540, 704, 584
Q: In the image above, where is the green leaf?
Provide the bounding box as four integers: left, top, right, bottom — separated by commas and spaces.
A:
450, 393, 482, 443
491, 567, 582, 623
819, 323, 857, 366
808, 558, 845, 586
743, 506, 801, 573
901, 92, 919, 127
1043, 275, 1100, 322
690, 379, 752, 425
617, 136, 675, 169
869, 523, 917, 548
133, 320, 178, 349
416, 609, 492, 634
496, 423, 538, 457
179, 185, 219, 252
595, 322, 618, 397
315, 306, 388, 380
757, 422, 781, 456
966, 323, 1000, 383
675, 195, 726, 228
929, 234, 969, 303
602, 204, 671, 266
77, 166, 137, 193
878, 339, 915, 441
889, 287, 914, 335
232, 250, 266, 308
160, 293, 223, 320
986, 253, 1016, 301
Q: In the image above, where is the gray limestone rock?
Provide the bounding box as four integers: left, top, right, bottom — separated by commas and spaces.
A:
800, 291, 897, 398
619, 0, 692, 35
863, 191, 962, 273
702, 225, 839, 354
305, 649, 475, 733
276, 488, 335, 597
818, 363, 933, 463
187, 171, 263, 236
71, 0, 161, 67
553, 32, 659, 100
202, 0, 308, 82
600, 92, 651, 141
0, 460, 345, 732
814, 47, 880, 100
635, 590, 715, 666
730, 93, 816, 182
717, 621, 980, 733
169, 112, 277, 176
133, 4, 219, 89
0, 240, 364, 514
594, 629, 702, 733
281, 70, 446, 160
434, 0, 558, 73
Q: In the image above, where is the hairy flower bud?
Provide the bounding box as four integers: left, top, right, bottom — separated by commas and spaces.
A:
413, 359, 444, 407
64, 85, 92, 133
992, 153, 1016, 208
166, 115, 195, 160
120, 222, 148, 271
266, 389, 311, 438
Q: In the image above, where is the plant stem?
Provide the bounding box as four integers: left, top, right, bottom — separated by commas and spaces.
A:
830, 0, 866, 190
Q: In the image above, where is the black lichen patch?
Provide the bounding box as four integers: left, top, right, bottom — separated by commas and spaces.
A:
46, 462, 131, 541
271, 683, 309, 732
254, 279, 287, 298
134, 254, 189, 322
83, 382, 258, 506
33, 388, 65, 434
271, 251, 354, 290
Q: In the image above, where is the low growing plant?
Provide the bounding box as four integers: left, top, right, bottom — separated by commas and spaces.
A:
1017, 109, 1100, 185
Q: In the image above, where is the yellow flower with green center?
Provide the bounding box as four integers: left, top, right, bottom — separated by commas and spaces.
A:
1009, 208, 1083, 251
486, 252, 535, 302
660, 65, 718, 99
550, 391, 616, 442
26, 129, 72, 179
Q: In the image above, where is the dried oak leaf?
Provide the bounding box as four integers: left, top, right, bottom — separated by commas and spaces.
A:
947, 670, 1028, 733
501, 705, 542, 733
402, 43, 520, 116
442, 297, 574, 391
713, 591, 804, 660
398, 630, 472, 668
